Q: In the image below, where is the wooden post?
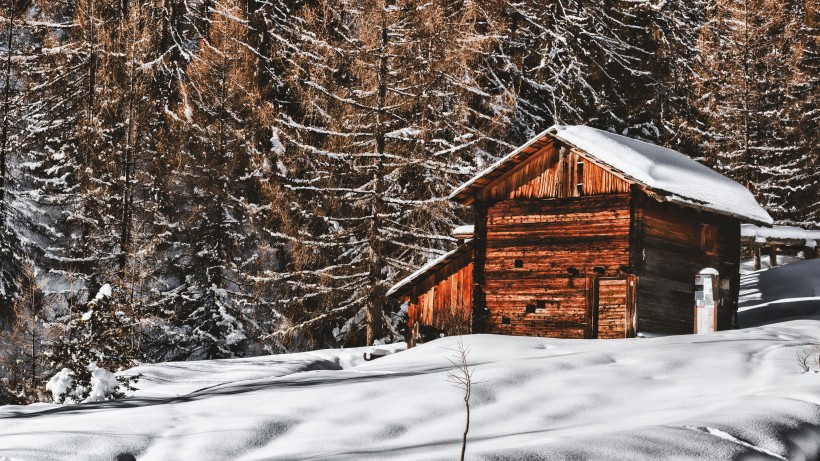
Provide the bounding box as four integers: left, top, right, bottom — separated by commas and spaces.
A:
753, 246, 761, 271
805, 242, 817, 260
769, 246, 777, 267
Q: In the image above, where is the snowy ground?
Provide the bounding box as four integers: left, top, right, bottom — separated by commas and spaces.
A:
739, 258, 820, 327
1, 262, 820, 460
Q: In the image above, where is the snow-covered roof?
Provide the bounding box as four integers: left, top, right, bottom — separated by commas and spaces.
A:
450, 125, 773, 225
741, 224, 820, 246
452, 225, 474, 238
386, 243, 471, 298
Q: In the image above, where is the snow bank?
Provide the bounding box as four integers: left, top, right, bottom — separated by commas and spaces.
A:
120, 343, 405, 398
3, 327, 820, 459
3, 266, 820, 460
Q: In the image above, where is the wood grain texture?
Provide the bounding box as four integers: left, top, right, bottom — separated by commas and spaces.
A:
480, 194, 632, 338
634, 193, 741, 335
478, 144, 631, 203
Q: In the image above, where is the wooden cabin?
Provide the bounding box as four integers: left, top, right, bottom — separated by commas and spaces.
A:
388, 125, 773, 346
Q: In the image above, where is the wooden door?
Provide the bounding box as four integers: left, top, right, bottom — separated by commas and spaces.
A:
588, 276, 636, 339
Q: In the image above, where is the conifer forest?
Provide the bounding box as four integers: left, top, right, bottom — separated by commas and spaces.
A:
0, 0, 816, 402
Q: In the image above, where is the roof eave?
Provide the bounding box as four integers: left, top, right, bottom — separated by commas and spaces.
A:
448, 126, 559, 205
386, 242, 473, 298
649, 191, 773, 227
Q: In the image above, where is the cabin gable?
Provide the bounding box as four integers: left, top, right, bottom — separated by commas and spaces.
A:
476, 142, 632, 203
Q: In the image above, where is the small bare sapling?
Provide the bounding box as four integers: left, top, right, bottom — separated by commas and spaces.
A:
796, 344, 820, 373
446, 338, 481, 461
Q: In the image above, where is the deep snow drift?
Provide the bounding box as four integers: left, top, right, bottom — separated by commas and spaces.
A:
1, 263, 820, 460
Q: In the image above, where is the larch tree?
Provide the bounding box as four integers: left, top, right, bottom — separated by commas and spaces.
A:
692, 0, 816, 224
160, 0, 274, 359
268, 0, 509, 348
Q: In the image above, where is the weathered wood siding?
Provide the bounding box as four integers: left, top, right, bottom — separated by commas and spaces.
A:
479, 144, 631, 203
406, 259, 473, 346
634, 193, 741, 334
479, 194, 633, 338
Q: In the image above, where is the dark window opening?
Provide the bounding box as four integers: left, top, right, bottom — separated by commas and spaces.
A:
514, 259, 524, 268
536, 300, 547, 312
501, 317, 511, 325
525, 304, 536, 314
576, 160, 584, 195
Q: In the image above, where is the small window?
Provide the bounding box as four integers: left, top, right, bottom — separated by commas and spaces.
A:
514, 259, 524, 268
525, 304, 536, 314
576, 160, 584, 196
701, 225, 717, 255
536, 300, 547, 312
501, 317, 511, 325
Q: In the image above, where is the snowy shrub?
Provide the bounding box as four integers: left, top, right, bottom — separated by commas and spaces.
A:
46, 368, 80, 404
46, 284, 138, 403
84, 363, 121, 403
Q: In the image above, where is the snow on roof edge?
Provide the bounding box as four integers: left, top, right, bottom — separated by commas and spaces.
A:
452, 224, 475, 237
551, 126, 772, 226
741, 224, 820, 243
386, 244, 470, 297
448, 127, 555, 201
450, 124, 772, 226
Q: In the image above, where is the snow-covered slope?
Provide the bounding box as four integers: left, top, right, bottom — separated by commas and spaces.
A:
739, 258, 820, 328
1, 265, 820, 460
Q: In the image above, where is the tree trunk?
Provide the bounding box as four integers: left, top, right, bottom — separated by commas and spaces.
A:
0, 9, 15, 222
366, 4, 389, 346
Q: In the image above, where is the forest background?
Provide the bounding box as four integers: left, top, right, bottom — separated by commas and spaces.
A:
0, 0, 816, 402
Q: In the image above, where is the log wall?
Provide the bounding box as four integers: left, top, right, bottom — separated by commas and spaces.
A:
634, 194, 741, 334
479, 194, 633, 338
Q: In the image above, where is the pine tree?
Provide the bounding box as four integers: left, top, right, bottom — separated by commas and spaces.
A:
47, 284, 138, 402
692, 0, 816, 225
0, 0, 36, 324
784, 0, 820, 227
617, 0, 706, 146
485, 1, 654, 135
0, 265, 47, 404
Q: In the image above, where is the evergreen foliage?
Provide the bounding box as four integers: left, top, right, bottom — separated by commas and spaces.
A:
47, 285, 138, 402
